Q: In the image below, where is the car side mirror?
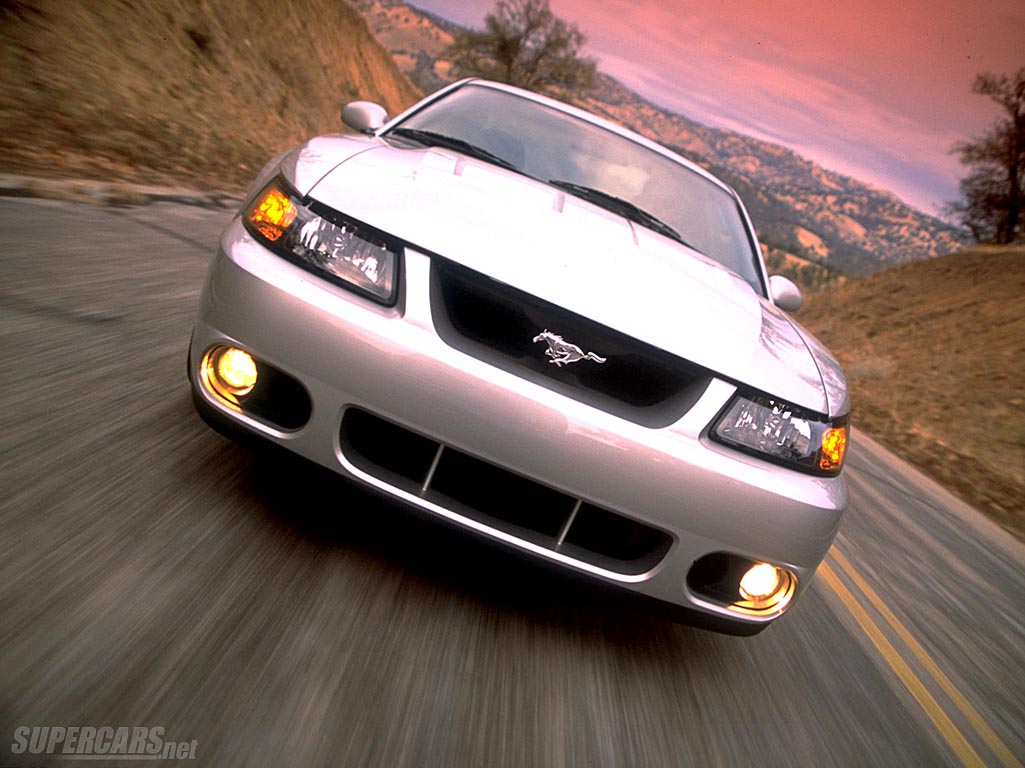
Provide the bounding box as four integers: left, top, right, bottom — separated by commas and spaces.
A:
768, 275, 803, 312
341, 101, 388, 134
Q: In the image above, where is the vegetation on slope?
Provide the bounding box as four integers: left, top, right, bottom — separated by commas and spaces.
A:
0, 0, 421, 191
799, 246, 1025, 539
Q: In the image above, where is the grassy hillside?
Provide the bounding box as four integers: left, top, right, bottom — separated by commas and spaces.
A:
0, 0, 421, 191
799, 246, 1025, 540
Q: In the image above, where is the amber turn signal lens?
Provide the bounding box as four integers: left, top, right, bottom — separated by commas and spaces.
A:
248, 187, 297, 242
819, 426, 848, 472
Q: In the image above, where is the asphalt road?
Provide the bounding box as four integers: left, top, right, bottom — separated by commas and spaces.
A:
1, 196, 1022, 768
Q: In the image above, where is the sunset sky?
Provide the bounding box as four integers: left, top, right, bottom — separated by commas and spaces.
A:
410, 0, 1025, 216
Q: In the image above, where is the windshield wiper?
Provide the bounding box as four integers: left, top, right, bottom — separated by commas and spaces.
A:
548, 179, 700, 251
387, 128, 521, 173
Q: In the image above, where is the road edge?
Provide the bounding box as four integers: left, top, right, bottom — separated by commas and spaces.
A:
0, 173, 242, 210
851, 429, 1025, 555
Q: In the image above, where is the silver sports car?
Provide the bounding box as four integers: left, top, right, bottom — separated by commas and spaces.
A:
188, 79, 849, 635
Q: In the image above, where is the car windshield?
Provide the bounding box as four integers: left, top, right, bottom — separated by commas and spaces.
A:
387, 83, 765, 293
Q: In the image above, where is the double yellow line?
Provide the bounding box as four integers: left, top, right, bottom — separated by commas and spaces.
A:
820, 549, 1021, 768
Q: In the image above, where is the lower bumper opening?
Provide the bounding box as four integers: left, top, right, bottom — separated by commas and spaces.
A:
198, 345, 311, 431
339, 408, 673, 575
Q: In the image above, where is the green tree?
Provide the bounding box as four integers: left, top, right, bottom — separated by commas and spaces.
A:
444, 0, 596, 96
946, 68, 1025, 243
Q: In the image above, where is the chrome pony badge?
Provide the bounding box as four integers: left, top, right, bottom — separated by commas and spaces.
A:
532, 330, 607, 367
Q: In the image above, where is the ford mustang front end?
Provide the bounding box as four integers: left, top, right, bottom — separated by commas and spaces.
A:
188, 79, 849, 635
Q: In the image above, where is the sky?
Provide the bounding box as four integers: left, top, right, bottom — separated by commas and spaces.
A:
410, 0, 1025, 216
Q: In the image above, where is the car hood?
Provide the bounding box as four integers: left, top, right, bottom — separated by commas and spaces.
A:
300, 141, 838, 415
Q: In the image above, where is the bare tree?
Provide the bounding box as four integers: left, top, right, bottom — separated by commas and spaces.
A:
444, 0, 596, 96
946, 68, 1025, 243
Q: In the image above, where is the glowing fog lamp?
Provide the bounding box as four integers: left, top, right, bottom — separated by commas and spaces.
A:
739, 563, 781, 601
216, 348, 258, 395
201, 346, 258, 406
736, 562, 795, 612
687, 553, 799, 615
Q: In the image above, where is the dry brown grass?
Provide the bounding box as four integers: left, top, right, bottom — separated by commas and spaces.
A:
0, 0, 421, 190
800, 245, 1025, 540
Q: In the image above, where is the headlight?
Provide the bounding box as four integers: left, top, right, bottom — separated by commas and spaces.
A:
242, 177, 399, 305
711, 393, 848, 475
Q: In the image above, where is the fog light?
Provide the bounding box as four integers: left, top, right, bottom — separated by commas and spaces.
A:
201, 346, 258, 406
216, 348, 257, 395
736, 562, 795, 612
688, 553, 798, 616
740, 563, 781, 600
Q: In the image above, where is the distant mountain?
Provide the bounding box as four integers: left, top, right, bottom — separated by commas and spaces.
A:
578, 75, 964, 277
353, 0, 965, 284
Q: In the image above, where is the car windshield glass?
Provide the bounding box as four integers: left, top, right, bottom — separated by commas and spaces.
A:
387, 84, 765, 293
387, 128, 522, 173
546, 180, 698, 250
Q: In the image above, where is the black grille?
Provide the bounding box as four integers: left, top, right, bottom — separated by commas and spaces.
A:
431, 260, 710, 427
340, 408, 673, 575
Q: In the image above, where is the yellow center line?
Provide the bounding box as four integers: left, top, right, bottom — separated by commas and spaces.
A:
830, 549, 1022, 768
819, 561, 986, 768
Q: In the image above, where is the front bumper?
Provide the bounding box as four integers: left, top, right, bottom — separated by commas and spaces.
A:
189, 218, 847, 631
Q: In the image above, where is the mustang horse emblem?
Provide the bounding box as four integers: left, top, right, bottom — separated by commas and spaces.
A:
532, 330, 607, 367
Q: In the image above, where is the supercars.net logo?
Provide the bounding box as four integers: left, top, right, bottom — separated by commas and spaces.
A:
9, 726, 197, 761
